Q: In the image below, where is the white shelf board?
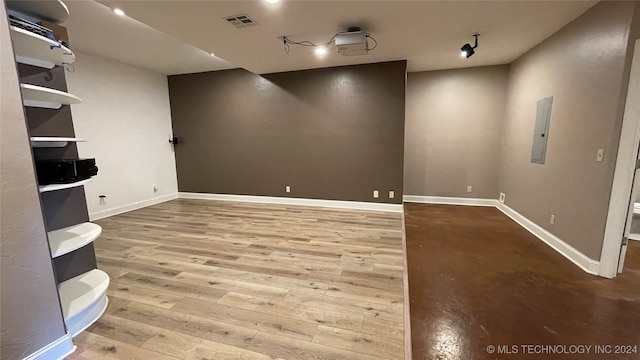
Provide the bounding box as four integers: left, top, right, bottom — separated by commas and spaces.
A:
30, 137, 86, 148
48, 222, 102, 258
10, 26, 74, 69
58, 269, 110, 338
39, 178, 92, 193
6, 0, 69, 23
21, 83, 81, 109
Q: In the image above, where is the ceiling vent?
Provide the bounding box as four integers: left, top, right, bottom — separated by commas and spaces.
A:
223, 14, 258, 28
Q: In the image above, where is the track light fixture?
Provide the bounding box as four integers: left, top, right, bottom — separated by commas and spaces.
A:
461, 33, 480, 58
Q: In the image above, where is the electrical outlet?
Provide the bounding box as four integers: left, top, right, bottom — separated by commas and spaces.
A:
550, 214, 556, 225
389, 190, 395, 199
98, 195, 106, 205
373, 190, 379, 198
499, 192, 506, 203
597, 149, 605, 162
467, 185, 473, 193
286, 185, 291, 193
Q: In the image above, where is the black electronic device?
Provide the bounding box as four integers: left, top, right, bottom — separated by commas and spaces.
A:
9, 15, 53, 38
35, 158, 98, 185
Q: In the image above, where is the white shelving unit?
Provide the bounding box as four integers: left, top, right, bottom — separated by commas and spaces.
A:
6, 0, 69, 23
8, 0, 110, 344
9, 26, 74, 69
58, 269, 109, 338
48, 222, 102, 258
30, 136, 86, 148
20, 83, 81, 109
39, 178, 92, 193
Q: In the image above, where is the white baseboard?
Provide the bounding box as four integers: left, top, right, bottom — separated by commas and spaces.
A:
179, 192, 403, 213
23, 333, 76, 360
89, 193, 178, 221
403, 195, 498, 207
495, 203, 600, 275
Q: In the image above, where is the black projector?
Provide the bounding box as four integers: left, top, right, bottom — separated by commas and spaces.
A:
36, 159, 98, 185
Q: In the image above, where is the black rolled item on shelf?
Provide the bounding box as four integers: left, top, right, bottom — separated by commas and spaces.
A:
35, 158, 98, 185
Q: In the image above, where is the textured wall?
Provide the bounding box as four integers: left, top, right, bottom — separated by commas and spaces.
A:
169, 61, 406, 204
499, 1, 639, 260
0, 4, 68, 359
405, 66, 508, 199
66, 52, 178, 219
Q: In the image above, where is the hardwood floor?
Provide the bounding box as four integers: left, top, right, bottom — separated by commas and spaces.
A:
68, 199, 404, 360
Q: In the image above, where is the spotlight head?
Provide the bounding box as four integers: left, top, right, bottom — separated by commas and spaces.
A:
460, 43, 475, 58
460, 33, 480, 59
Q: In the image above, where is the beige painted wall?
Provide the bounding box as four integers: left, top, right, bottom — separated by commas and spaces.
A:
0, 4, 68, 359
404, 66, 508, 198
499, 1, 639, 260
67, 52, 178, 219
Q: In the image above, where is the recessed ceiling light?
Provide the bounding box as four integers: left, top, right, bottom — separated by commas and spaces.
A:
113, 8, 125, 16
315, 47, 327, 55
265, 0, 280, 3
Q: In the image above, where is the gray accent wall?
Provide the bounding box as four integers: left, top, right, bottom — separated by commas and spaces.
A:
169, 61, 406, 204
0, 4, 67, 358
499, 1, 640, 260
404, 66, 508, 199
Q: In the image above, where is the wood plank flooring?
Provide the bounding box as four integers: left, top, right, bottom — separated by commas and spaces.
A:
68, 199, 404, 360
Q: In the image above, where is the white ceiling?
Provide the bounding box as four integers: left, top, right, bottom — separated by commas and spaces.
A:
62, 0, 234, 75
72, 0, 597, 75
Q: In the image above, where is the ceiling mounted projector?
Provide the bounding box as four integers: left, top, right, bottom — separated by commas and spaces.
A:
335, 27, 369, 56
280, 26, 376, 56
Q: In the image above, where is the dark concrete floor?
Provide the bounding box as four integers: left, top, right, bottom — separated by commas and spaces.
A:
404, 203, 640, 360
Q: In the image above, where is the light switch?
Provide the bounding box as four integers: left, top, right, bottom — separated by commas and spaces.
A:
389, 191, 395, 199
597, 149, 605, 162
373, 190, 379, 198
286, 185, 291, 193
